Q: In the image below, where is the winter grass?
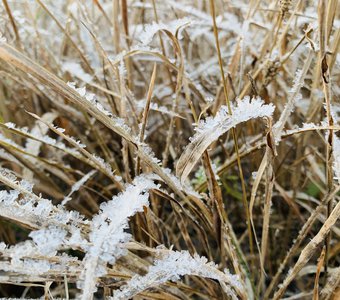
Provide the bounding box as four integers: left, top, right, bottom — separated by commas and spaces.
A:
0, 0, 339, 299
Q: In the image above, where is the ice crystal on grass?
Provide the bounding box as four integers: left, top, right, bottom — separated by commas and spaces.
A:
67, 81, 86, 96
170, 2, 243, 35
91, 154, 116, 178
162, 168, 202, 198
136, 100, 184, 118
332, 132, 340, 184
78, 175, 158, 299
177, 96, 275, 181
24, 112, 58, 155
109, 45, 162, 65
1, 1, 336, 299
290, 69, 304, 93
0, 170, 89, 278
195, 96, 274, 135
273, 53, 312, 143
139, 18, 192, 45
3, 121, 82, 158
0, 168, 87, 232
63, 61, 92, 83
67, 82, 117, 120
49, 124, 86, 149
29, 226, 67, 256
136, 141, 162, 165
1, 256, 52, 275
113, 250, 242, 300
0, 240, 79, 277
62, 170, 97, 205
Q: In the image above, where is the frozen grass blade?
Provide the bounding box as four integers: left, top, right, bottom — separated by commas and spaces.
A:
176, 97, 275, 183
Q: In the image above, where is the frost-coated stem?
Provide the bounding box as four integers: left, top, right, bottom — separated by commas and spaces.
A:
273, 50, 313, 141
112, 250, 245, 300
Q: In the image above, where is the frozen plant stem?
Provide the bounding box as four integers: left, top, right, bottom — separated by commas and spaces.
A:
136, 63, 157, 175
318, 0, 333, 277
209, 0, 254, 268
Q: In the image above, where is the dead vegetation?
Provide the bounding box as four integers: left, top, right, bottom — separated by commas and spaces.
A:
0, 0, 339, 299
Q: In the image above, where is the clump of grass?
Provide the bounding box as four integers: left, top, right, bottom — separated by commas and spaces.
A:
0, 1, 339, 299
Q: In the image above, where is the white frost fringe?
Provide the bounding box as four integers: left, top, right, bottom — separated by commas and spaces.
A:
112, 249, 244, 300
